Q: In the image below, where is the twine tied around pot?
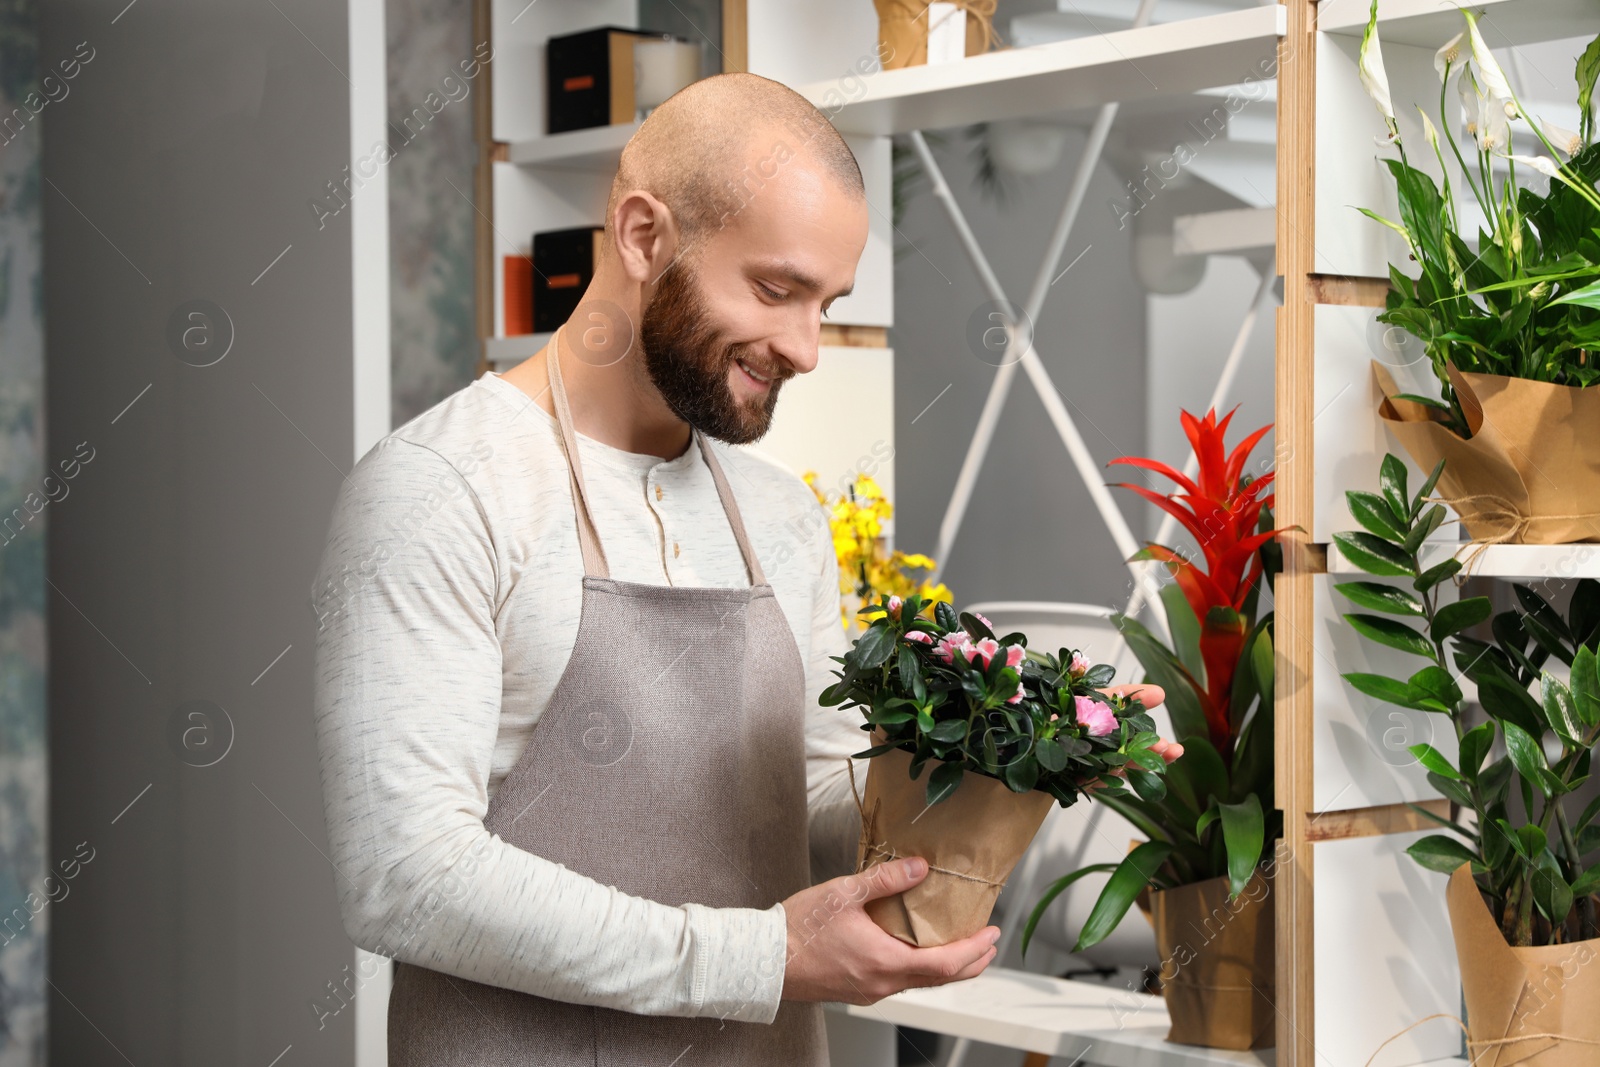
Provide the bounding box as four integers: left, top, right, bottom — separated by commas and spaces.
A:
1415, 492, 1600, 576
846, 756, 1006, 888
1362, 1012, 1600, 1067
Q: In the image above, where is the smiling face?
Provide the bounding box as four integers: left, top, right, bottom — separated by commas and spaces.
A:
638, 150, 868, 444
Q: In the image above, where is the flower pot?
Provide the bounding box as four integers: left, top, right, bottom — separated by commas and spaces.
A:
1148, 869, 1276, 1050
854, 746, 1052, 947
872, 0, 997, 71
1373, 361, 1600, 544
1446, 865, 1600, 1066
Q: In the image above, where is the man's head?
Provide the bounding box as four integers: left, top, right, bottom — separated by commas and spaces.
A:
597, 73, 869, 444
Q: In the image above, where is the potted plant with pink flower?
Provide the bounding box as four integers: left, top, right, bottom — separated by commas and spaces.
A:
821, 595, 1175, 948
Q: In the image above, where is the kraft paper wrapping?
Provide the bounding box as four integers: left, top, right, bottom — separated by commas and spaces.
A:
873, 0, 998, 70
1447, 865, 1600, 1067
853, 747, 1052, 947
1372, 362, 1600, 544
1149, 870, 1276, 1051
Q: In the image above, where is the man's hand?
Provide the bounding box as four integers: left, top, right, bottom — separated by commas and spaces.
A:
779, 857, 1000, 1005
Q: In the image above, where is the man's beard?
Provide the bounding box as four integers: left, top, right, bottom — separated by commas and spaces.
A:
639, 261, 787, 445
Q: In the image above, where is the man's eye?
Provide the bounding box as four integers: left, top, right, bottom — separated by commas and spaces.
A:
757, 283, 785, 301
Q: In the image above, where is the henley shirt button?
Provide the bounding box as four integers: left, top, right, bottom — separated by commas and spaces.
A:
654, 484, 663, 501
673, 542, 680, 557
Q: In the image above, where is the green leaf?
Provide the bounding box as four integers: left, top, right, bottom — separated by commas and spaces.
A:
1409, 665, 1463, 709
1335, 581, 1424, 616
926, 761, 964, 805
1345, 614, 1436, 659
1112, 614, 1209, 745
898, 646, 919, 692
1403, 505, 1447, 555
1160, 583, 1205, 679
1348, 491, 1408, 541
1541, 676, 1584, 747
1073, 841, 1175, 953
1502, 720, 1550, 784
1035, 737, 1068, 773
1571, 861, 1600, 899
1218, 794, 1265, 899
1195, 802, 1222, 839
1022, 863, 1120, 958
1572, 646, 1600, 727
1409, 743, 1464, 780
1473, 663, 1546, 738
1333, 531, 1416, 577
853, 625, 898, 670
1004, 755, 1040, 793
1169, 734, 1230, 809
1406, 834, 1481, 874
1531, 865, 1570, 930
929, 719, 966, 743
1126, 766, 1167, 802
1415, 558, 1462, 593
1379, 454, 1411, 525
1432, 597, 1493, 642
1344, 672, 1440, 712
934, 601, 959, 632
1550, 277, 1600, 310
1414, 459, 1446, 515
1577, 31, 1600, 143
1459, 722, 1494, 778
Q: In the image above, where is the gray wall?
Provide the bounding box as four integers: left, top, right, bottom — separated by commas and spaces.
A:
42, 2, 356, 1063
890, 130, 1148, 610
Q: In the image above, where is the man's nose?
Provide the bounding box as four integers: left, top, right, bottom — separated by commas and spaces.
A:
770, 314, 821, 377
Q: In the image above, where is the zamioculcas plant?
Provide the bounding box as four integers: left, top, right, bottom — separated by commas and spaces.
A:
1334, 454, 1600, 946
1024, 409, 1282, 954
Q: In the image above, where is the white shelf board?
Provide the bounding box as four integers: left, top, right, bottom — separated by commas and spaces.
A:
507, 122, 639, 170
1327, 540, 1600, 579
1317, 0, 1598, 48
830, 967, 1274, 1066
1174, 205, 1276, 255
801, 5, 1285, 137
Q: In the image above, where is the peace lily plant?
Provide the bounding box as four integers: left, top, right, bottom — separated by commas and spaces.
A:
1357, 1, 1600, 434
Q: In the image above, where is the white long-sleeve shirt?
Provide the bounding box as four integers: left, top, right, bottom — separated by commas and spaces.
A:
309, 370, 864, 1025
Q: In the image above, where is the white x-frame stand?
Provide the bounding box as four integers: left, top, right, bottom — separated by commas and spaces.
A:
903, 4, 1281, 1063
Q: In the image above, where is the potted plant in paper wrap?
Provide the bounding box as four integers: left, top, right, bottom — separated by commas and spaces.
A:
1023, 409, 1283, 1051
1356, 2, 1600, 544
820, 594, 1179, 948
1336, 453, 1600, 1065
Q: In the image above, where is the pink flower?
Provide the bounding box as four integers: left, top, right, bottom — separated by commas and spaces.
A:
1007, 681, 1025, 705
934, 631, 974, 663
970, 637, 1001, 667
1152, 738, 1185, 764
888, 595, 903, 619
904, 630, 933, 645
1005, 644, 1025, 669
1074, 695, 1117, 737
1068, 652, 1090, 678
973, 611, 993, 629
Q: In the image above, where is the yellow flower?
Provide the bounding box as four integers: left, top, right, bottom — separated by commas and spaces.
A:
803, 471, 953, 630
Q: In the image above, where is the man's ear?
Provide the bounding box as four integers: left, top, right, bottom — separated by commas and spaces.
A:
610, 189, 681, 285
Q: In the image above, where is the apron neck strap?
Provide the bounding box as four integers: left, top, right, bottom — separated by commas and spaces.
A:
544, 330, 769, 587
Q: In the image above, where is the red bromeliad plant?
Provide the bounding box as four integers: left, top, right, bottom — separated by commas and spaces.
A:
1110, 409, 1279, 762
1025, 409, 1284, 955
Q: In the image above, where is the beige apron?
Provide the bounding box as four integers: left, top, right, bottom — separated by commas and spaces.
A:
387, 341, 827, 1066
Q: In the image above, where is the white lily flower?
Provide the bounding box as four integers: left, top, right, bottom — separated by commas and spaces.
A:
1434, 31, 1464, 81
1359, 0, 1398, 135
1463, 12, 1515, 105
1418, 106, 1442, 154
1479, 95, 1510, 151
1460, 68, 1481, 139
1540, 118, 1583, 155
1509, 153, 1561, 180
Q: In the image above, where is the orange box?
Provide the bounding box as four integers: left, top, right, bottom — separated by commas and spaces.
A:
503, 255, 534, 335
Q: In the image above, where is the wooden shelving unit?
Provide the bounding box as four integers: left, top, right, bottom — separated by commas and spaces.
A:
1276, 1, 1598, 1065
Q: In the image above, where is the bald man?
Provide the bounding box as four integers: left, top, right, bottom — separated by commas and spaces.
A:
310, 73, 998, 1065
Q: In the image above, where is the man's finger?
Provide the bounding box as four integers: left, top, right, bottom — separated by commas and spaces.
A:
1107, 682, 1164, 708
853, 857, 929, 902
900, 927, 1000, 980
